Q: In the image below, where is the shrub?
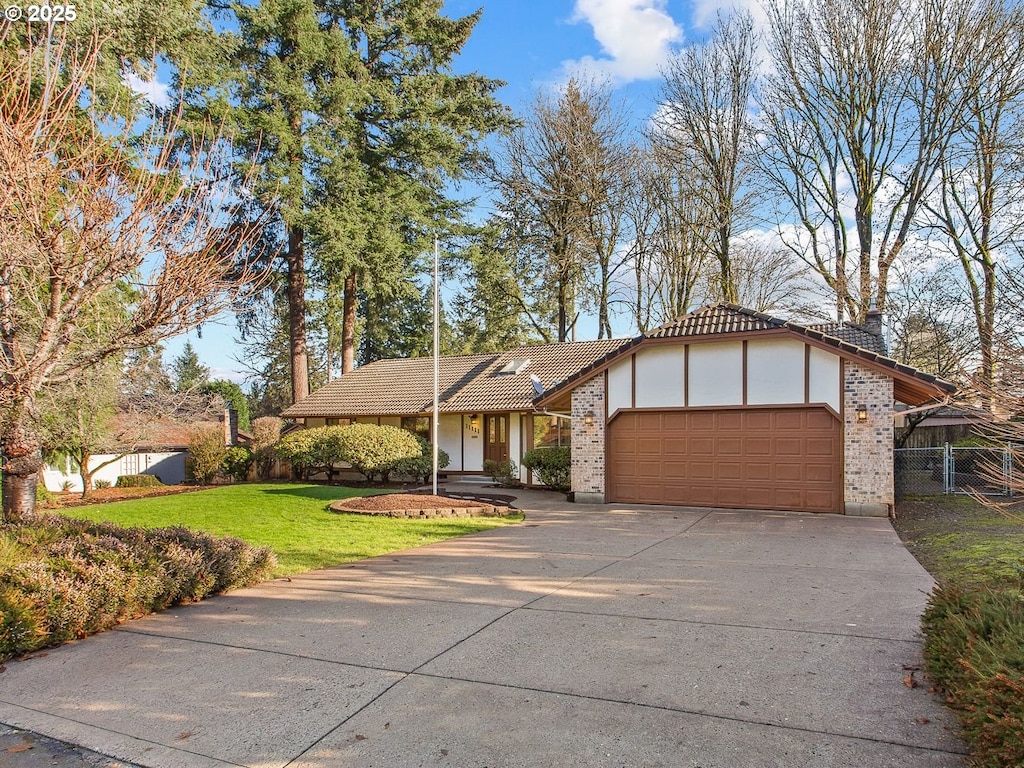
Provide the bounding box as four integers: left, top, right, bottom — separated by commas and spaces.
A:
922, 577, 1024, 767
221, 446, 253, 482
0, 515, 276, 662
483, 458, 519, 487
392, 436, 450, 483
188, 426, 229, 484
115, 474, 163, 488
251, 417, 283, 480
274, 426, 347, 479
93, 479, 112, 490
335, 423, 422, 482
521, 446, 571, 491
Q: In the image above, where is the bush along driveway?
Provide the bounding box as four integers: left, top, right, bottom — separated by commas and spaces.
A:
1, 483, 520, 662
894, 496, 1024, 768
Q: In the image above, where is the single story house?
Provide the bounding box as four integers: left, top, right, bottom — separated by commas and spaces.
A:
282, 303, 955, 516
43, 408, 239, 491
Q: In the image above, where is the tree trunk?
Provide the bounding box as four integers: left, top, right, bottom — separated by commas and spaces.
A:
287, 224, 309, 404
1, 405, 42, 523
78, 450, 94, 499
342, 270, 357, 374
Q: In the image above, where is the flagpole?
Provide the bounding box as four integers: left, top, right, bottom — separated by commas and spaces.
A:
432, 235, 440, 496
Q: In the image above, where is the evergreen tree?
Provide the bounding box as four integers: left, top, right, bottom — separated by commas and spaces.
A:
171, 342, 211, 392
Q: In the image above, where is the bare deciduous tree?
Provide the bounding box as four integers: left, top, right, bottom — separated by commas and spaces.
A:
922, 0, 1024, 410
624, 140, 712, 328
654, 10, 759, 303
759, 0, 975, 322
0, 30, 266, 521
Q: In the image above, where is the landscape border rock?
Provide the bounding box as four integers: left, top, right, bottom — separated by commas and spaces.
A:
329, 500, 503, 519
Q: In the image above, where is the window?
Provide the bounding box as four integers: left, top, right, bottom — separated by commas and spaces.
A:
401, 416, 430, 440
497, 359, 531, 375
533, 414, 570, 448
326, 418, 353, 426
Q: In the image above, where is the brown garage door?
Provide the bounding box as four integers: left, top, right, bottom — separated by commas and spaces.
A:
607, 408, 841, 513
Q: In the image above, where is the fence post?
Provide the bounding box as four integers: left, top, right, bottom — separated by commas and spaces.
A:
1005, 443, 1012, 496
944, 442, 952, 494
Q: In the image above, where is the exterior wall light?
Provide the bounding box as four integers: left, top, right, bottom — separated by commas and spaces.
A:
468, 414, 480, 432
584, 411, 595, 426
856, 405, 868, 423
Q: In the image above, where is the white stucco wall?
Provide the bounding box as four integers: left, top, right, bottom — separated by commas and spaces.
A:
688, 341, 743, 406
607, 358, 633, 416
438, 414, 464, 471
635, 346, 685, 408
747, 338, 805, 405
809, 347, 842, 412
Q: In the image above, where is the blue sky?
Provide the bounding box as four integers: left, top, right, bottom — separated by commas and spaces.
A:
165, 0, 717, 384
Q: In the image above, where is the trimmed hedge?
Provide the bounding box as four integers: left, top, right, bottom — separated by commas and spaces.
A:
521, 446, 571, 491
275, 424, 425, 482
922, 577, 1024, 767
0, 515, 276, 661
392, 436, 451, 483
334, 423, 422, 481
115, 474, 163, 488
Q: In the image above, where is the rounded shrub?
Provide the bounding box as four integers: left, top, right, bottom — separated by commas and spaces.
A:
335, 423, 422, 482
521, 446, 571, 491
115, 474, 163, 488
392, 436, 450, 483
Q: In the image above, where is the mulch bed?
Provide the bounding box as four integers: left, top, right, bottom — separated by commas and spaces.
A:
330, 492, 509, 519
46, 485, 216, 508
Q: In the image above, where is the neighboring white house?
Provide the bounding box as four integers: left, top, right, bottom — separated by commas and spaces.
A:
43, 409, 238, 492
283, 303, 956, 516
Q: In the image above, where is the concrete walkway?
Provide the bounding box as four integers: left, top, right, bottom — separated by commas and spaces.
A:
0, 488, 966, 767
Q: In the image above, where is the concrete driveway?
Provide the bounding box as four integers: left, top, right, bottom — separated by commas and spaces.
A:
0, 490, 966, 767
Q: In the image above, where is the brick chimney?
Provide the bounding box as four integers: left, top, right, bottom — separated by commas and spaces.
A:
864, 300, 882, 338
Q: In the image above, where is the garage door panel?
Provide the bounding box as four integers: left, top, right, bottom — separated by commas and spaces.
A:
633, 412, 660, 430
775, 464, 804, 482
689, 412, 717, 430
718, 438, 743, 455
718, 462, 743, 480
775, 438, 804, 456
607, 407, 841, 513
663, 438, 689, 454
689, 461, 716, 480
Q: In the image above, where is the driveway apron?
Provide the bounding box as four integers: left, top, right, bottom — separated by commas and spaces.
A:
0, 491, 967, 767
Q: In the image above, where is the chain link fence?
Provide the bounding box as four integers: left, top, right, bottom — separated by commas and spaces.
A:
895, 444, 1019, 498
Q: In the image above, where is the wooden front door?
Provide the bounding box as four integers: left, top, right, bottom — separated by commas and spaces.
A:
484, 414, 509, 464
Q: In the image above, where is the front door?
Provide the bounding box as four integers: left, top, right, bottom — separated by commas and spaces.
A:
484, 414, 509, 464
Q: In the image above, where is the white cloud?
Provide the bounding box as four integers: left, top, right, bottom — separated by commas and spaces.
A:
690, 0, 767, 31
123, 70, 171, 109
563, 0, 683, 84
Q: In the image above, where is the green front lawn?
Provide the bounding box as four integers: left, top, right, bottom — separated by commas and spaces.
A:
60, 482, 521, 577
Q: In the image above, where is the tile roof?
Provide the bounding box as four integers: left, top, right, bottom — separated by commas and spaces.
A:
808, 321, 887, 354
280, 339, 628, 418
646, 303, 785, 338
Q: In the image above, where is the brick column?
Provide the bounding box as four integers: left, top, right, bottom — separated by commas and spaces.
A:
571, 377, 606, 504
843, 361, 894, 516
